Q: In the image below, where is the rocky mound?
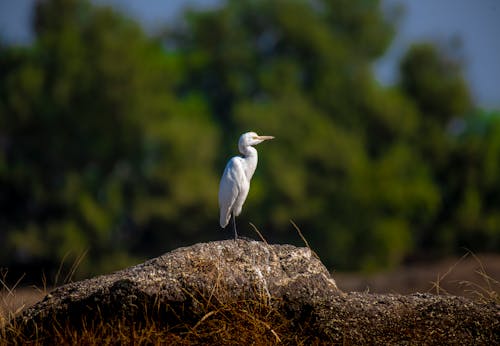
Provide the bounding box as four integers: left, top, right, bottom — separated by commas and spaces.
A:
9, 240, 500, 344
18, 240, 338, 326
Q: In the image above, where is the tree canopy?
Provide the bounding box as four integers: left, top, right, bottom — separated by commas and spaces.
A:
0, 0, 498, 281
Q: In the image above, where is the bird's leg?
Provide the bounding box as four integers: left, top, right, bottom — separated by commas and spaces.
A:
232, 214, 238, 240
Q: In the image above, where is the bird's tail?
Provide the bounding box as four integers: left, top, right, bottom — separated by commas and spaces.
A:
220, 210, 231, 229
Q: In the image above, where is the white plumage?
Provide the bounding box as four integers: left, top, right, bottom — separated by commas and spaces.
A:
218, 132, 274, 239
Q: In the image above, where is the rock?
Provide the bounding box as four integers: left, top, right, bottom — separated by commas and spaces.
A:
12, 239, 500, 344
19, 239, 339, 326
313, 292, 500, 344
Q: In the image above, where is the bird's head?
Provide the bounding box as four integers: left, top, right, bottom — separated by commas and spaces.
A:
239, 132, 274, 150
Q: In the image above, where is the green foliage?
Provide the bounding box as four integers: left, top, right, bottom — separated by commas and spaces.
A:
167, 0, 437, 270
0, 0, 219, 279
0, 0, 498, 277
443, 110, 500, 252
400, 44, 471, 122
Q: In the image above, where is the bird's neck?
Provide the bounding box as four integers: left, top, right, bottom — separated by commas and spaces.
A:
240, 146, 258, 180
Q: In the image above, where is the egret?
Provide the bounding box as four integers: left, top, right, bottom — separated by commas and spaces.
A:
218, 132, 274, 240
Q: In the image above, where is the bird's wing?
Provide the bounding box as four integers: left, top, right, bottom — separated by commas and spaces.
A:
218, 157, 245, 228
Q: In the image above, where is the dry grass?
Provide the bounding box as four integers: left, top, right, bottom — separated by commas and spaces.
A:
431, 252, 499, 304
0, 245, 323, 345
336, 252, 500, 302
1, 288, 321, 345
1, 250, 89, 327
1, 247, 499, 344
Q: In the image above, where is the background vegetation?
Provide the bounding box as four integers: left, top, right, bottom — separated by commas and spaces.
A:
1, 0, 499, 280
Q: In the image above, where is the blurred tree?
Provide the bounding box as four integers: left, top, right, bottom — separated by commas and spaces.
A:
440, 110, 500, 254
0, 0, 219, 280
0, 0, 497, 279
167, 0, 440, 270
400, 44, 472, 168
398, 43, 480, 259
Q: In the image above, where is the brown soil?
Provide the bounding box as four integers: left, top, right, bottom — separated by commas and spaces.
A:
335, 253, 500, 299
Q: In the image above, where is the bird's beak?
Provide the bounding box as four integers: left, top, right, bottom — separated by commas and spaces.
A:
255, 135, 275, 141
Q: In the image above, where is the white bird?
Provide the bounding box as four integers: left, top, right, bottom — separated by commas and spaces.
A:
219, 132, 274, 240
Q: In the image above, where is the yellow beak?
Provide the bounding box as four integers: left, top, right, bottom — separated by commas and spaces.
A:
256, 135, 275, 140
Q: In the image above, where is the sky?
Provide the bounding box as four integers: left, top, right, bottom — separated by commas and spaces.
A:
1, 0, 499, 109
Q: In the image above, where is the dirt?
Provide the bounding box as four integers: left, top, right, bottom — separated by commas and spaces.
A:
335, 253, 500, 299
0, 287, 45, 323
